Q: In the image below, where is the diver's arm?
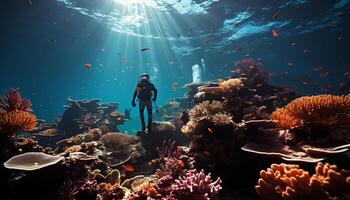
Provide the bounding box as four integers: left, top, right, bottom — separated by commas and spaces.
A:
132, 84, 139, 106
152, 84, 158, 101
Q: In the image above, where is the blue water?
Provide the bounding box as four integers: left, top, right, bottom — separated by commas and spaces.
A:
1, 0, 349, 132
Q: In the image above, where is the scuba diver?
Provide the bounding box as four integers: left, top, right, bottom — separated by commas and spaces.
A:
131, 73, 158, 132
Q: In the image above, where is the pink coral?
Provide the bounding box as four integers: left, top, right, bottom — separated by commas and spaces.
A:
171, 169, 222, 200
0, 88, 32, 112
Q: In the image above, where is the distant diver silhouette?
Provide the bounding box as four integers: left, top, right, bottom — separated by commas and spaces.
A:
131, 73, 158, 132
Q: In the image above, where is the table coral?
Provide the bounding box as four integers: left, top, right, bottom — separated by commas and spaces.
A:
256, 163, 350, 200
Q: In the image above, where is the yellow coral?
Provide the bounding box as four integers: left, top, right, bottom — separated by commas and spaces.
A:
272, 95, 350, 129
0, 111, 37, 133
256, 162, 350, 200
219, 78, 242, 92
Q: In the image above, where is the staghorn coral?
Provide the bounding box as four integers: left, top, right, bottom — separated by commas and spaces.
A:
0, 110, 37, 133
171, 169, 222, 200
0, 88, 32, 112
256, 163, 350, 200
272, 95, 350, 129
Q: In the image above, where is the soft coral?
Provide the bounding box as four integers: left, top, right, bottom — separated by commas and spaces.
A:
0, 88, 32, 112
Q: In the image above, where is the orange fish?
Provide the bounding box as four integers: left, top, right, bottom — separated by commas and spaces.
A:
122, 164, 135, 172
207, 128, 214, 133
272, 11, 280, 20
256, 83, 264, 87
177, 160, 185, 168
313, 66, 323, 72
40, 128, 57, 136
272, 29, 278, 37
203, 150, 212, 157
22, 138, 32, 145
84, 63, 92, 68
320, 72, 329, 78
31, 135, 37, 139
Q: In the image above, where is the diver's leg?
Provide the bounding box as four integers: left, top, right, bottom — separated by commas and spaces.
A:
139, 101, 146, 131
146, 100, 153, 130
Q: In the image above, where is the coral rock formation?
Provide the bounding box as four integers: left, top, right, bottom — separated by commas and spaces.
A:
256, 163, 350, 200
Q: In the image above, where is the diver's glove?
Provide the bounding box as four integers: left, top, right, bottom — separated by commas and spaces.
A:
152, 97, 156, 102
132, 101, 136, 107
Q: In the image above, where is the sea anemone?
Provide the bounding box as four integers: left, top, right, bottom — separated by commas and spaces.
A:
272, 95, 350, 129
0, 110, 37, 134
256, 163, 350, 200
0, 88, 32, 112
171, 169, 222, 200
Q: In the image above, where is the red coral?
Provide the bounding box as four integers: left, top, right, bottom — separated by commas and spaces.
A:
0, 88, 32, 112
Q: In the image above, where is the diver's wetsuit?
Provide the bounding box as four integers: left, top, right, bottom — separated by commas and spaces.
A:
132, 80, 158, 131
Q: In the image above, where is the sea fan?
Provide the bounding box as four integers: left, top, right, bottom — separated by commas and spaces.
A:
0, 88, 32, 112
0, 111, 37, 134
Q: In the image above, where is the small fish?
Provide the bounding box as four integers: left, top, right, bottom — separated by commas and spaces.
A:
31, 135, 37, 139
313, 66, 323, 72
110, 111, 118, 117
203, 150, 212, 157
302, 81, 309, 85
344, 71, 350, 76
122, 164, 135, 172
22, 138, 32, 145
26, 0, 32, 6
84, 63, 92, 68
303, 49, 309, 53
40, 128, 57, 136
207, 128, 214, 133
256, 83, 264, 87
272, 29, 278, 37
287, 62, 294, 67
122, 57, 128, 63
320, 72, 329, 78
272, 11, 280, 19
141, 48, 150, 52
116, 117, 123, 120
338, 36, 343, 40
177, 160, 185, 168
148, 159, 157, 165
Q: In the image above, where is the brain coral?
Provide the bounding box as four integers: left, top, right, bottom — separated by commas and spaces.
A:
272, 95, 350, 129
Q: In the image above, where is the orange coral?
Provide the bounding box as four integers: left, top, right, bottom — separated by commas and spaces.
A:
219, 78, 243, 92
272, 95, 350, 129
256, 163, 350, 200
0, 110, 37, 133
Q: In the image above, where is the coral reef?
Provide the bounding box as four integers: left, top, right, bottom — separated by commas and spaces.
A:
256, 162, 350, 200
56, 99, 124, 137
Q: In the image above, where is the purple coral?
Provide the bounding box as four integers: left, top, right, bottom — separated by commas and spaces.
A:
171, 169, 222, 200
0, 88, 32, 112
